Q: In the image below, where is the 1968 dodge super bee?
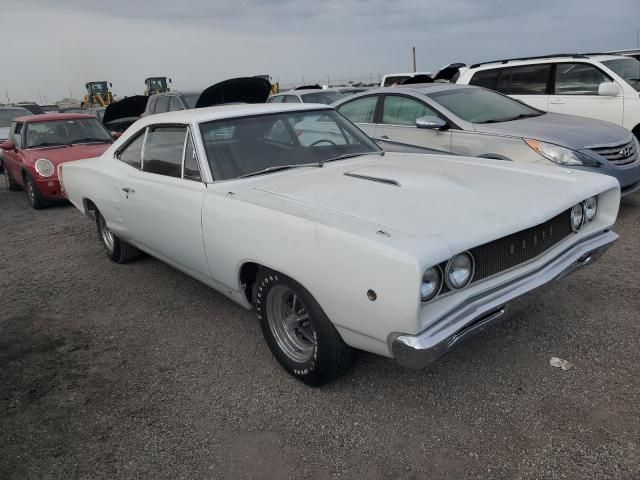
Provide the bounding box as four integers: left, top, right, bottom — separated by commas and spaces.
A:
59, 103, 620, 385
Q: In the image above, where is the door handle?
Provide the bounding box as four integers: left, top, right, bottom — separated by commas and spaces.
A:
122, 187, 135, 193
549, 99, 565, 105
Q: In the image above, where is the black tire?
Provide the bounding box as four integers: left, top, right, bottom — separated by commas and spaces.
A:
24, 172, 45, 209
95, 210, 140, 264
255, 268, 353, 386
4, 170, 21, 191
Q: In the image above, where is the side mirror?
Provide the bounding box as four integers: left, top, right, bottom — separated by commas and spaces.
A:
415, 116, 448, 130
169, 78, 172, 83
598, 82, 621, 97
111, 131, 122, 140
109, 82, 113, 88
0, 141, 16, 151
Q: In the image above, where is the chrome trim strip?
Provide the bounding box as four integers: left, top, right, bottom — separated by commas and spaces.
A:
343, 172, 401, 186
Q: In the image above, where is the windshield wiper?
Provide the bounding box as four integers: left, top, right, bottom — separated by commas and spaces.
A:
239, 163, 323, 178
28, 142, 69, 148
321, 151, 385, 164
477, 113, 541, 124
72, 138, 111, 144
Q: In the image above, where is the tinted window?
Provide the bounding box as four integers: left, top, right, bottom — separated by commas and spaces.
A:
427, 87, 541, 123
118, 132, 144, 169
183, 133, 201, 181
300, 91, 346, 104
382, 75, 410, 87
602, 57, 640, 91
284, 95, 301, 103
337, 96, 378, 123
182, 94, 199, 109
142, 126, 186, 178
506, 65, 551, 94
268, 95, 285, 103
169, 96, 184, 111
12, 123, 23, 148
155, 96, 170, 113
555, 63, 612, 95
199, 110, 380, 181
382, 95, 438, 126
469, 69, 500, 90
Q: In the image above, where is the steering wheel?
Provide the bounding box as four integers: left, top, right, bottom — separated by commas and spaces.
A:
309, 139, 337, 148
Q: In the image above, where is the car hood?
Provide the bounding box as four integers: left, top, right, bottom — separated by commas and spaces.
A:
102, 95, 148, 125
195, 77, 272, 108
0, 126, 9, 142
474, 112, 631, 149
239, 153, 616, 255
24, 143, 111, 166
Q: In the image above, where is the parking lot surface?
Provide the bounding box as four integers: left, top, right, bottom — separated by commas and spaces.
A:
1, 175, 639, 480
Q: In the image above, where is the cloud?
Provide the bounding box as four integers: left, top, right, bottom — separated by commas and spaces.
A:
1, 0, 638, 102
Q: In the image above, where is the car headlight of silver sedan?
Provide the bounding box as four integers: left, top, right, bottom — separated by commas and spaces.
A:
524, 139, 600, 167
35, 158, 55, 177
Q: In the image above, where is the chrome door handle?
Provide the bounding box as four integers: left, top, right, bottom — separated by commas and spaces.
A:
122, 187, 135, 193
549, 99, 565, 105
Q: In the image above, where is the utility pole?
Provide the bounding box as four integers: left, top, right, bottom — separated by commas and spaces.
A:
412, 46, 417, 73
5, 89, 10, 104
68, 86, 73, 100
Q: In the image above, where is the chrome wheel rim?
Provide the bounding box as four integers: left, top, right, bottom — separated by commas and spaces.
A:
266, 285, 315, 363
98, 216, 114, 252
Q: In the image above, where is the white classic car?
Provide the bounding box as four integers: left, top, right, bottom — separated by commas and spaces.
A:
59, 103, 620, 385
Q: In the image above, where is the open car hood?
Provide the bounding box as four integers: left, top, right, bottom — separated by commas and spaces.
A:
102, 96, 148, 125
195, 77, 271, 108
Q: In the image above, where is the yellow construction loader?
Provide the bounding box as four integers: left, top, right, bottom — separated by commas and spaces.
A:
144, 77, 171, 95
81, 81, 113, 108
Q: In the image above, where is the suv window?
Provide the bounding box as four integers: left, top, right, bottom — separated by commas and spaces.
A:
382, 95, 438, 126
169, 96, 184, 112
554, 63, 612, 95
142, 125, 186, 178
155, 96, 170, 113
469, 69, 500, 90
486, 65, 551, 95
183, 133, 201, 181
118, 131, 144, 169
338, 96, 378, 123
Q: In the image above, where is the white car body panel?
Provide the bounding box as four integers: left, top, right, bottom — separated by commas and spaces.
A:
59, 104, 621, 360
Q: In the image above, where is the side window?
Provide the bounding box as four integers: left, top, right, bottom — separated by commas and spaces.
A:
117, 131, 145, 169
155, 95, 170, 113
284, 95, 301, 103
382, 95, 439, 126
337, 96, 378, 123
268, 96, 284, 103
12, 122, 23, 148
469, 69, 501, 90
142, 125, 186, 178
264, 118, 295, 145
147, 96, 158, 113
169, 96, 184, 111
554, 63, 613, 95
507, 64, 551, 94
183, 133, 202, 181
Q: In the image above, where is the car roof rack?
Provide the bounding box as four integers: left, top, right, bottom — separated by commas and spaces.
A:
469, 53, 589, 69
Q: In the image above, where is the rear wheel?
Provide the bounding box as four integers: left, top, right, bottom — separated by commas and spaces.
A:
4, 170, 21, 191
255, 268, 353, 386
96, 210, 140, 263
24, 173, 45, 209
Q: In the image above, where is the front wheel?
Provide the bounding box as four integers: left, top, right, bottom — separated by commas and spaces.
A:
24, 173, 45, 209
255, 269, 353, 386
95, 210, 140, 263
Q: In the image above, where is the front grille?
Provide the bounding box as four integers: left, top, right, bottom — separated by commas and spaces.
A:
591, 140, 637, 166
438, 209, 573, 294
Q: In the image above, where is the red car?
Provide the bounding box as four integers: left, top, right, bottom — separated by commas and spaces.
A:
1, 113, 113, 209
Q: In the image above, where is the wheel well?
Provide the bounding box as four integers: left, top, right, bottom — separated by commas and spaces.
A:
240, 262, 262, 304
633, 124, 640, 141
82, 198, 98, 220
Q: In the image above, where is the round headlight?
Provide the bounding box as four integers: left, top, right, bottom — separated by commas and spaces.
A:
570, 203, 584, 232
583, 196, 597, 222
445, 252, 474, 290
35, 158, 55, 177
421, 266, 442, 302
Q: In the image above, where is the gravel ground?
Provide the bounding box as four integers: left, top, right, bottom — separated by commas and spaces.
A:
1, 173, 639, 480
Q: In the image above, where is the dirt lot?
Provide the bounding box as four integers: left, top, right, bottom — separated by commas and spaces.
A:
0, 174, 639, 480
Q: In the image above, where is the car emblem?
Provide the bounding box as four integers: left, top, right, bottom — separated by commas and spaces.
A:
619, 146, 633, 158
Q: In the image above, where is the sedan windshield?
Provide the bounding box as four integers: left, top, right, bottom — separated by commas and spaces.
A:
26, 118, 112, 148
199, 109, 381, 180
427, 87, 542, 123
0, 109, 31, 128
602, 57, 640, 92
300, 91, 346, 105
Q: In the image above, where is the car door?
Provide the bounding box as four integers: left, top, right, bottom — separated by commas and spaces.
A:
3, 122, 25, 186
120, 124, 210, 277
376, 94, 452, 153
335, 94, 380, 139
548, 62, 623, 125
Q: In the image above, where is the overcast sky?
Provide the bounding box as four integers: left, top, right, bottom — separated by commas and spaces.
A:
1, 0, 638, 102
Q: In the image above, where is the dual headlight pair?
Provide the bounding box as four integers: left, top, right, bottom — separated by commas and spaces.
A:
421, 252, 474, 303
571, 196, 598, 232
34, 158, 55, 177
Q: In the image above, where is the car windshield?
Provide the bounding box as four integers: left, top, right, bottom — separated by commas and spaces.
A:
183, 94, 200, 108
427, 87, 543, 123
0, 109, 30, 128
26, 118, 112, 148
300, 91, 346, 105
199, 109, 381, 180
602, 57, 640, 92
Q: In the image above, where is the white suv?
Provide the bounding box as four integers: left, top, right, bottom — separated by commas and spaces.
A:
456, 54, 640, 139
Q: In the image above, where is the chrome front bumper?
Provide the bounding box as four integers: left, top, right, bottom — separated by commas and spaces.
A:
391, 230, 618, 369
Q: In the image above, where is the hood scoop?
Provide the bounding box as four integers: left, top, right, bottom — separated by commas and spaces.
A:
344, 171, 400, 187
